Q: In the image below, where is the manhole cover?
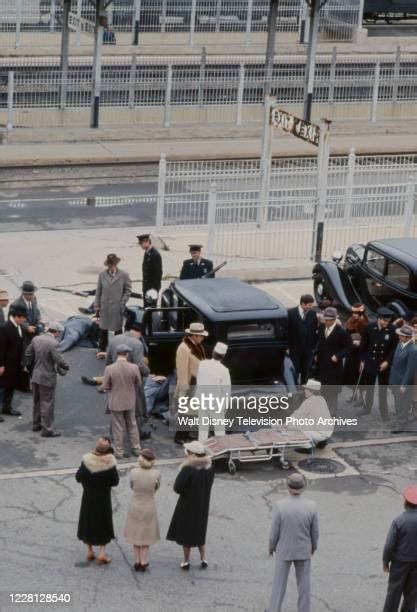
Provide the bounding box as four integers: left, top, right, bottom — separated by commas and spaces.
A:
298, 458, 346, 474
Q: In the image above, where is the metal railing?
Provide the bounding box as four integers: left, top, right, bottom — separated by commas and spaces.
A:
155, 152, 417, 261
0, 0, 361, 48
2, 50, 417, 128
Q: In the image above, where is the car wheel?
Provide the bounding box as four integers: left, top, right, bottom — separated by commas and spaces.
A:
279, 459, 291, 470
313, 274, 332, 304
228, 460, 237, 475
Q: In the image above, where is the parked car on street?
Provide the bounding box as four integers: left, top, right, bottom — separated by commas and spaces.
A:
313, 238, 417, 317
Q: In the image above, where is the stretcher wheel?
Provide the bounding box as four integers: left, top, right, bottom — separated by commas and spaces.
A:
279, 459, 291, 470
228, 460, 237, 475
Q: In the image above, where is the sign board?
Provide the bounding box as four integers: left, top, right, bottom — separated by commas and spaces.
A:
270, 107, 320, 147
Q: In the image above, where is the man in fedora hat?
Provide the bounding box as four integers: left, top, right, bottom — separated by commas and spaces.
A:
382, 485, 417, 611
0, 289, 9, 328
360, 306, 397, 421
137, 234, 163, 302
287, 294, 318, 385
103, 344, 141, 459
388, 325, 417, 433
196, 341, 231, 442
290, 379, 333, 452
173, 322, 208, 444
94, 254, 132, 353
25, 322, 69, 437
267, 473, 319, 612
180, 245, 214, 280
315, 306, 351, 417
0, 303, 27, 418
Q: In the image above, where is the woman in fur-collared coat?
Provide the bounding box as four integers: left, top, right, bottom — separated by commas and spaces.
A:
167, 441, 215, 570
76, 437, 119, 565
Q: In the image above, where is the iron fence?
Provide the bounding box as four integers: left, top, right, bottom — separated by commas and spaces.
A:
0, 0, 361, 48
2, 50, 417, 128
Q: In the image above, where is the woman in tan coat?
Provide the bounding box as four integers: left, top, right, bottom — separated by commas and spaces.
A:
124, 448, 161, 572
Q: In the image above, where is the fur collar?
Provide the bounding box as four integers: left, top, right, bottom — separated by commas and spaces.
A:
82, 452, 117, 473
184, 336, 206, 361
180, 454, 212, 471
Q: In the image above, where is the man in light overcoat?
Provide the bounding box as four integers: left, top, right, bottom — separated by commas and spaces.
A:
94, 253, 132, 353
389, 324, 417, 433
25, 322, 69, 437
267, 473, 319, 612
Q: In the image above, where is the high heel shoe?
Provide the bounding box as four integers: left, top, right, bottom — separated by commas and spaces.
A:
86, 551, 95, 562
96, 555, 111, 565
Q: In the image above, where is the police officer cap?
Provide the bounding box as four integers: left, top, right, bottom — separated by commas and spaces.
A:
189, 244, 203, 252
377, 307, 394, 319
10, 304, 28, 317
116, 344, 132, 354
137, 234, 150, 243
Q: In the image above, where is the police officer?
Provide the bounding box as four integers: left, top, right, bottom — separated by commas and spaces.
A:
137, 234, 163, 300
179, 245, 214, 280
360, 306, 397, 421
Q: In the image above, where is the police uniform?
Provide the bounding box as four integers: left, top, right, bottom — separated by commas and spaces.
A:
138, 235, 162, 297
180, 257, 214, 280
361, 307, 397, 419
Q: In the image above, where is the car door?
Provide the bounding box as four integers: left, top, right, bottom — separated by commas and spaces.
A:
142, 307, 190, 376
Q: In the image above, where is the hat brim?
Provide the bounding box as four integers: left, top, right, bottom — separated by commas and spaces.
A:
104, 258, 121, 266
323, 316, 336, 321
396, 329, 412, 337
185, 328, 209, 336
288, 485, 305, 494
303, 384, 321, 392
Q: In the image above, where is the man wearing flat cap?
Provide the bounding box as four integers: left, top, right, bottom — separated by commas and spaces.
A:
382, 485, 417, 611
388, 325, 417, 433
267, 473, 319, 612
0, 289, 9, 328
360, 306, 397, 421
25, 322, 69, 437
137, 235, 163, 302
180, 245, 214, 280
315, 306, 351, 416
0, 304, 27, 419
94, 254, 132, 353
103, 344, 141, 459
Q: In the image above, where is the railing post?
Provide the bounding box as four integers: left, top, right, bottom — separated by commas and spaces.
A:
245, 0, 253, 45
299, 0, 309, 44
198, 47, 206, 107
50, 0, 56, 32
392, 46, 401, 103
132, 0, 141, 45
403, 175, 415, 237
328, 47, 337, 105
156, 153, 167, 230
189, 0, 197, 46
258, 95, 274, 228
107, 1, 114, 27
7, 71, 14, 131
76, 0, 82, 47
215, 0, 222, 33
161, 0, 167, 33
15, 0, 22, 48
371, 61, 380, 123
344, 147, 356, 222
207, 182, 217, 259
236, 62, 245, 126
311, 118, 331, 261
164, 64, 173, 127
128, 54, 137, 108
357, 0, 365, 31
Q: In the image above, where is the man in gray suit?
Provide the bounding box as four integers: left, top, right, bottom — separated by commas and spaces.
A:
25, 322, 69, 438
267, 473, 319, 612
389, 325, 417, 433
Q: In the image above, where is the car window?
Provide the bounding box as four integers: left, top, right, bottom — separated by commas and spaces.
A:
227, 322, 275, 340
386, 260, 410, 289
365, 248, 386, 275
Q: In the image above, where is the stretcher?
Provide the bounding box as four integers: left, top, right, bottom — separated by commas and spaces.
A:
204, 429, 313, 474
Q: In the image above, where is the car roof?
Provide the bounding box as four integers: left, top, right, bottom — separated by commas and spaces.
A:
368, 238, 417, 272
172, 278, 286, 323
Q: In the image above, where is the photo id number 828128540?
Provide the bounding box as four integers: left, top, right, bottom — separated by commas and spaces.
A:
9, 593, 71, 604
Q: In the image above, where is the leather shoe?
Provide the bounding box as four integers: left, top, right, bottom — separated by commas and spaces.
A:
0, 415, 4, 422
140, 431, 151, 441
81, 376, 97, 386
32, 425, 42, 432
2, 408, 21, 416
41, 430, 61, 438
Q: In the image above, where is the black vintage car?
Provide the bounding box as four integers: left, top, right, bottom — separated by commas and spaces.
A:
313, 238, 417, 317
126, 278, 291, 384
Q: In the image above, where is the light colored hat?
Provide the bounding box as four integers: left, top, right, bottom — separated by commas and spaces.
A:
145, 289, 158, 302
287, 473, 306, 494
323, 306, 338, 320
396, 325, 413, 338
303, 379, 321, 392
0, 290, 9, 300
185, 322, 208, 337
184, 440, 206, 455
116, 343, 132, 354
213, 341, 228, 356
48, 321, 64, 333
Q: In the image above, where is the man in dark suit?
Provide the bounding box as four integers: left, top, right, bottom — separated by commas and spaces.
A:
0, 303, 27, 419
315, 307, 351, 416
137, 234, 163, 301
0, 289, 9, 328
180, 245, 214, 280
360, 306, 397, 421
287, 294, 318, 384
389, 325, 417, 433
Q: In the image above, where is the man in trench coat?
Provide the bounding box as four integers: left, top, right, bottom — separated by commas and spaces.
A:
0, 303, 27, 419
94, 253, 132, 352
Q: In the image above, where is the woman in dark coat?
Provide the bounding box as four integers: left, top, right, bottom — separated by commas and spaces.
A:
343, 303, 368, 403
76, 437, 119, 565
167, 440, 215, 570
